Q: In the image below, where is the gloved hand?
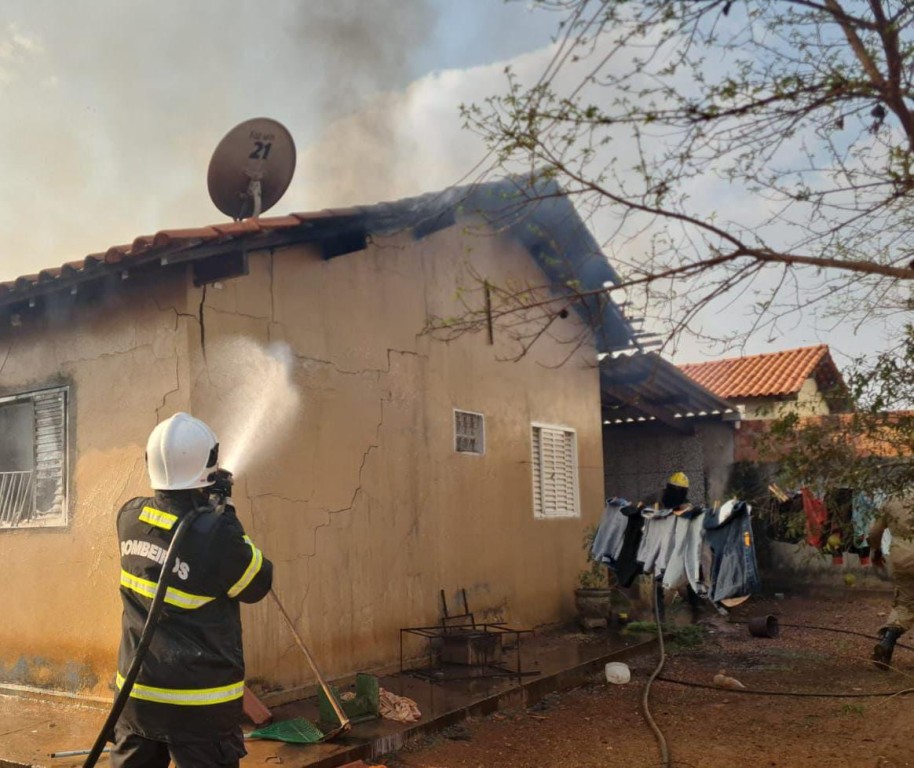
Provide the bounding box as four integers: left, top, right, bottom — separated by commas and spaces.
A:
221, 502, 238, 519
210, 468, 234, 499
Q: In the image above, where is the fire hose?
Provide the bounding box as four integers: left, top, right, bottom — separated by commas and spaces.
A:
641, 579, 671, 768
80, 471, 348, 766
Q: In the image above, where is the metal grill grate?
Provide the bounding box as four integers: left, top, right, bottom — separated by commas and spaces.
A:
0, 471, 34, 527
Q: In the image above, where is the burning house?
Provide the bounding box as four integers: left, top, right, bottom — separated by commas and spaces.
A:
0, 178, 638, 699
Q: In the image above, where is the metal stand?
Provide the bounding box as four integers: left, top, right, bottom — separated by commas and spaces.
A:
399, 589, 539, 682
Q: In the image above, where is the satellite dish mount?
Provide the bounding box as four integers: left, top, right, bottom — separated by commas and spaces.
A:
245, 174, 263, 218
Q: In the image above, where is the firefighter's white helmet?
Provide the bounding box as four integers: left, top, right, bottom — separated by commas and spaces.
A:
146, 412, 219, 490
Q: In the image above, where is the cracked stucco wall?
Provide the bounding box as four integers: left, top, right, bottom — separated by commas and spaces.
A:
188, 224, 605, 692
0, 274, 196, 695
0, 220, 604, 697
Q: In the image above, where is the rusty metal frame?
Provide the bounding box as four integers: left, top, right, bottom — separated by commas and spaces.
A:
398, 589, 539, 682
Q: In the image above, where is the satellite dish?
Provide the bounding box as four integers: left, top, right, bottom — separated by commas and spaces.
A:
207, 117, 296, 220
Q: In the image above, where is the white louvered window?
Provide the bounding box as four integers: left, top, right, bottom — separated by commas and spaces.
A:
531, 424, 579, 519
454, 409, 485, 455
0, 387, 68, 529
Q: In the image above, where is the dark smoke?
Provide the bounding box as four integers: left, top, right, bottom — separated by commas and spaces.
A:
291, 0, 436, 205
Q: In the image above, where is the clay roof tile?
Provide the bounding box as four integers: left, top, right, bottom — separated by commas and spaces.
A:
38, 268, 62, 281
679, 345, 831, 399
152, 226, 220, 247
211, 219, 263, 237
256, 214, 305, 229
103, 245, 131, 264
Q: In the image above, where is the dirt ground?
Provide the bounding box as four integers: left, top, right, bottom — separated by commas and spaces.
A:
380, 590, 914, 768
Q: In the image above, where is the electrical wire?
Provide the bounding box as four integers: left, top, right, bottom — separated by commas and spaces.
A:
641, 581, 670, 768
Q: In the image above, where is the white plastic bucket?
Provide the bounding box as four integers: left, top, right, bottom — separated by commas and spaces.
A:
604, 661, 631, 685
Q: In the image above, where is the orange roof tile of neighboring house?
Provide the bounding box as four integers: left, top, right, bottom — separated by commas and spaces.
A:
678, 345, 837, 399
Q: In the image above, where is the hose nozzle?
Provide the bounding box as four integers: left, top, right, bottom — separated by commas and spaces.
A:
210, 468, 234, 503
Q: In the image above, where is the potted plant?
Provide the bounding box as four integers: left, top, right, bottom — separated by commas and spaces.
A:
575, 525, 616, 629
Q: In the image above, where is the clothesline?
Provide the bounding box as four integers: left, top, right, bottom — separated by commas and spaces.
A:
591, 497, 761, 606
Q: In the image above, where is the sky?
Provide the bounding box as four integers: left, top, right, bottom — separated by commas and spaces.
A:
0, 1, 900, 369
0, 1, 552, 267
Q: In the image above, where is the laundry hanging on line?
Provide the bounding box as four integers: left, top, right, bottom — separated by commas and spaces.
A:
591, 496, 759, 606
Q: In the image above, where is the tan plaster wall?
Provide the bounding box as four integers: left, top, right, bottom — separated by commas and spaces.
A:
740, 378, 830, 420
0, 221, 604, 696
0, 275, 195, 695
190, 225, 604, 691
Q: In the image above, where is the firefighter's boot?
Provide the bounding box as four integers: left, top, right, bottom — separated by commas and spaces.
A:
872, 627, 903, 670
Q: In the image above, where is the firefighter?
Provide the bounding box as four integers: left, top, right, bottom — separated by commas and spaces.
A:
868, 493, 914, 670
112, 412, 273, 767
652, 472, 693, 622
663, 471, 690, 511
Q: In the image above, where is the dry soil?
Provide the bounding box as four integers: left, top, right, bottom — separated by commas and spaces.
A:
381, 590, 914, 768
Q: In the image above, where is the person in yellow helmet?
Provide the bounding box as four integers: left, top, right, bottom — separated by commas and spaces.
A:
639, 472, 693, 622
662, 471, 690, 511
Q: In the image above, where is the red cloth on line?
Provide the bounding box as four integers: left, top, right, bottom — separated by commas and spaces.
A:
801, 487, 827, 548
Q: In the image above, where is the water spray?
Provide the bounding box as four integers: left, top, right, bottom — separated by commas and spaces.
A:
206, 338, 351, 738
213, 339, 300, 476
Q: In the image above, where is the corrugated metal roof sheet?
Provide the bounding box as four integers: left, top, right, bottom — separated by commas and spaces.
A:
601, 352, 737, 431
678, 345, 834, 399
0, 177, 638, 354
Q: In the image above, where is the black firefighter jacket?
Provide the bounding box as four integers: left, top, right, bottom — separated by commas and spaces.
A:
116, 492, 273, 741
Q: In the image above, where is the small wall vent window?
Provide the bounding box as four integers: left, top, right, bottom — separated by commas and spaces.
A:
454, 410, 485, 455
531, 424, 579, 519
0, 387, 68, 529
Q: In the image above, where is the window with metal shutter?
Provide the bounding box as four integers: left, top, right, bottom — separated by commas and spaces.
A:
33, 389, 67, 523
0, 387, 67, 529
531, 424, 579, 519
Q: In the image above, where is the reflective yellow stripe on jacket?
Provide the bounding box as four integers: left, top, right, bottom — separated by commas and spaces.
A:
119, 570, 215, 610
227, 535, 264, 598
115, 673, 244, 706
138, 506, 178, 530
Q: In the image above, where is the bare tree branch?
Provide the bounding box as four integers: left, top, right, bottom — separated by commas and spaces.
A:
447, 0, 914, 360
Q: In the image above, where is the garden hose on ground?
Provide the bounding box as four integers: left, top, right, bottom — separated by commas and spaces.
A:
654, 619, 914, 700
81, 504, 204, 768
656, 677, 914, 699
641, 580, 670, 768
630, 611, 913, 767
731, 620, 914, 652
